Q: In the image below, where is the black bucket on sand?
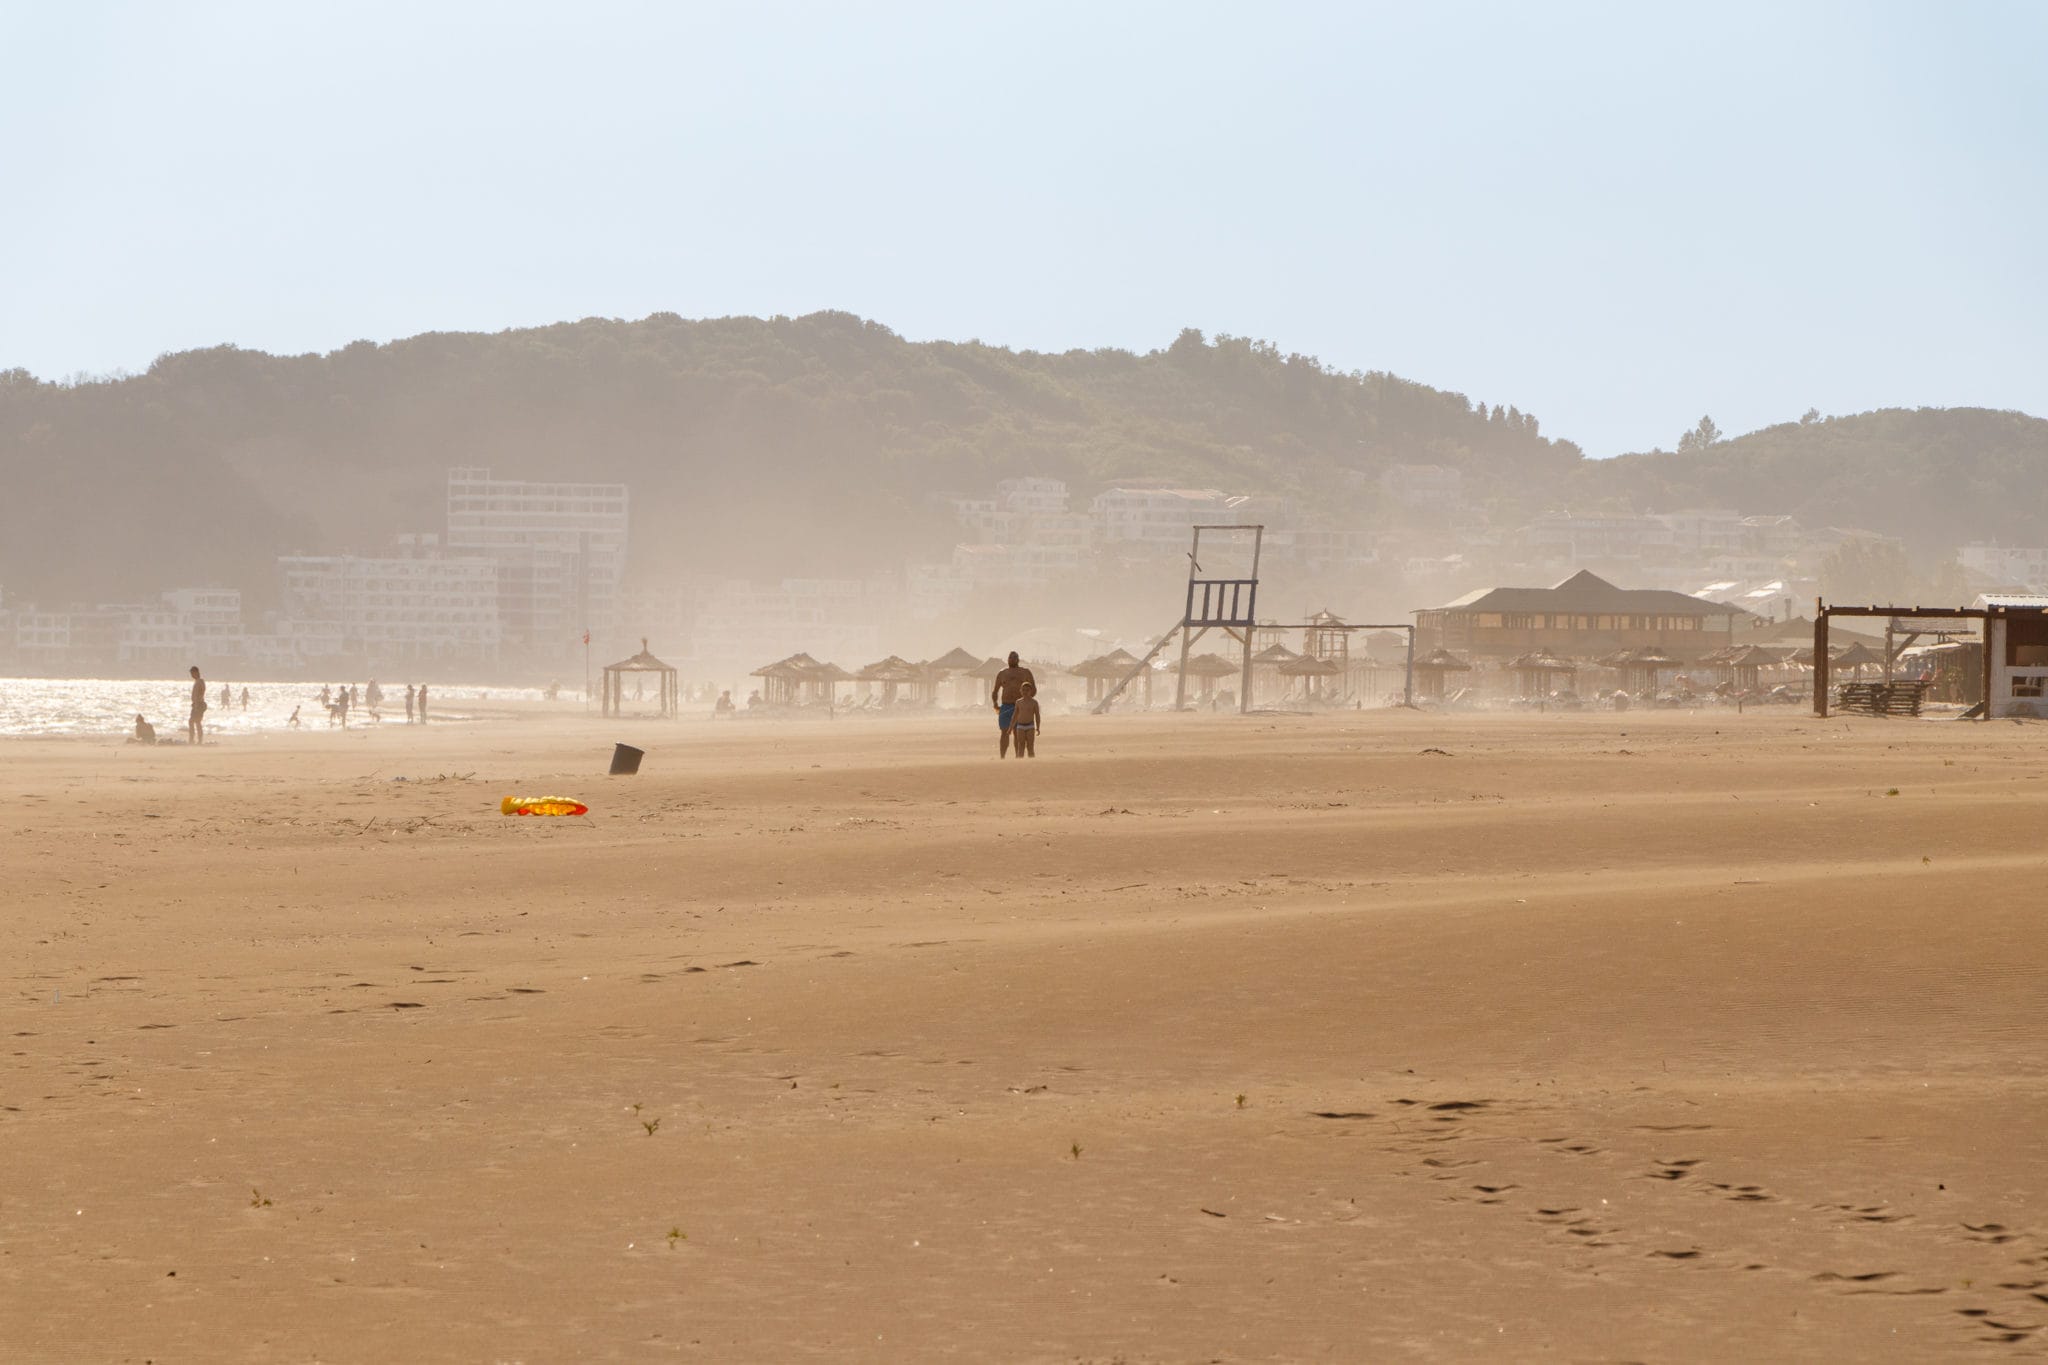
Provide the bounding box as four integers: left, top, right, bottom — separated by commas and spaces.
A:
609, 743, 645, 776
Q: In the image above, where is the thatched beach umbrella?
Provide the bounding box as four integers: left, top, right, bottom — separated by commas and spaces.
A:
1717, 643, 1785, 691
1278, 652, 1343, 701
856, 655, 926, 705
1831, 640, 1882, 676
1507, 650, 1577, 698
923, 646, 984, 705
1412, 648, 1472, 701
1601, 646, 1680, 696
1070, 649, 1141, 705
1181, 651, 1239, 701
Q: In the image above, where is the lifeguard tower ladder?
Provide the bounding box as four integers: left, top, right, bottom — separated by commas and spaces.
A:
1095, 524, 1263, 714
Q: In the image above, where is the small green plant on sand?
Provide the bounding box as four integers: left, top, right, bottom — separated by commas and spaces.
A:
643, 1117, 661, 1137
249, 1188, 272, 1208
667, 1226, 686, 1248
1885, 788, 1900, 797
1235, 1093, 1247, 1109
1070, 1141, 1082, 1160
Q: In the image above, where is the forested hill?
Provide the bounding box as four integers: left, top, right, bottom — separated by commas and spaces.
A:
1579, 407, 2048, 556
0, 312, 1575, 605
0, 310, 2040, 607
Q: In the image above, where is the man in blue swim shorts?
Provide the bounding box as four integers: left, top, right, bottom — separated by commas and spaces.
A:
990, 650, 1035, 758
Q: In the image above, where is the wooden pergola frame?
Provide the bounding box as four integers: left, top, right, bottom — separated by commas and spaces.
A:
1812, 604, 1990, 719
601, 639, 679, 719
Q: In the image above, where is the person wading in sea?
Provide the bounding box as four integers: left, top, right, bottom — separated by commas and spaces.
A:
990, 651, 1035, 759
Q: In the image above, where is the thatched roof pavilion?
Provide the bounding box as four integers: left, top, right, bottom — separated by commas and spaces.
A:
1179, 651, 1238, 700
1412, 648, 1471, 701
1070, 649, 1141, 704
603, 639, 679, 718
1507, 650, 1577, 698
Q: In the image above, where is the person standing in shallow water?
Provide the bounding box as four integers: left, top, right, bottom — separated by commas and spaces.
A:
188, 666, 208, 745
990, 651, 1035, 758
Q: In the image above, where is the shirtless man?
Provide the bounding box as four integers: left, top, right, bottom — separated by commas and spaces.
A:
991, 650, 1035, 758
188, 666, 208, 745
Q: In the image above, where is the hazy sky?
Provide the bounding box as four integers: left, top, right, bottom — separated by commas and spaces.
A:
3, 1, 2042, 455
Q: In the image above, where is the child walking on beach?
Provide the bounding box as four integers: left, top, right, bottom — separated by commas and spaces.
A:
1010, 682, 1042, 758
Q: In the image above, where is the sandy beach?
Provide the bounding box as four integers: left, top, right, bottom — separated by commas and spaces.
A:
2, 708, 2043, 1361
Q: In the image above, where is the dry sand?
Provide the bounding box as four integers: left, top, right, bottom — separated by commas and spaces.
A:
2, 708, 2043, 1362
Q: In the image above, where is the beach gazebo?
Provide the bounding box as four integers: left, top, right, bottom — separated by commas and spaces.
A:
925, 646, 985, 707
1070, 649, 1141, 706
857, 655, 926, 706
1602, 646, 1680, 698
1278, 652, 1343, 703
1508, 651, 1577, 700
749, 653, 813, 706
1413, 648, 1472, 702
602, 639, 679, 718
1180, 651, 1239, 704
1248, 642, 1299, 708
800, 660, 854, 706
1716, 643, 1785, 692
1831, 640, 1883, 677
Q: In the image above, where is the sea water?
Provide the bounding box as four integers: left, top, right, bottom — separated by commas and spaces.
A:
0, 677, 549, 739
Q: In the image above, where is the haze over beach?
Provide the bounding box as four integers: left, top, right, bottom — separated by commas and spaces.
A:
4, 4, 2047, 1362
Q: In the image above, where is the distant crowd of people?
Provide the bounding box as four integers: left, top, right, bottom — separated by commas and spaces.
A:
132, 667, 432, 745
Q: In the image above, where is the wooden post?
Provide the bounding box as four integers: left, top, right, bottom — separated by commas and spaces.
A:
1173, 625, 1194, 712
1981, 612, 1997, 720
1239, 527, 1263, 715
1403, 628, 1416, 708
1813, 609, 1830, 718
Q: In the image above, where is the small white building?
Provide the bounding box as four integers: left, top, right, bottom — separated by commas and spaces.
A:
1978, 593, 2048, 718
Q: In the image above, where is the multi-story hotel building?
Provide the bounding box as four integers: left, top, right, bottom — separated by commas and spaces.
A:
445, 467, 629, 654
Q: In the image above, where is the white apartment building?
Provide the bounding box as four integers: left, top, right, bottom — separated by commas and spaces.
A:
162, 587, 244, 660
1380, 464, 1466, 512
907, 562, 974, 622
445, 468, 629, 651
995, 476, 1069, 517
1961, 543, 2048, 588
13, 608, 73, 669
1093, 487, 1238, 548
279, 549, 501, 660
1521, 513, 1669, 566
106, 604, 194, 668
1655, 509, 1747, 559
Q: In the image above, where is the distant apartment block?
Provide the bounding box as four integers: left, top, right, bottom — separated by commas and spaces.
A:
12, 607, 75, 669
162, 587, 245, 659
445, 467, 628, 652
1093, 486, 1243, 548
1961, 543, 2048, 588
1379, 464, 1465, 512
995, 476, 1070, 518
279, 542, 501, 661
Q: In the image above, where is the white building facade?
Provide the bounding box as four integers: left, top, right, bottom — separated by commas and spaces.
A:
445, 467, 629, 653
279, 548, 501, 661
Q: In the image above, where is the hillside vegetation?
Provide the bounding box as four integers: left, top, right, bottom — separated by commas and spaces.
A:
0, 311, 2040, 606
1581, 407, 2048, 556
